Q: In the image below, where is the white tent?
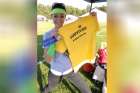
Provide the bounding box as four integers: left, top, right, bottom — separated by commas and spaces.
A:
37, 15, 47, 21
64, 14, 78, 24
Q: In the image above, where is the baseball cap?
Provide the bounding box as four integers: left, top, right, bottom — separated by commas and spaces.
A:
51, 3, 66, 14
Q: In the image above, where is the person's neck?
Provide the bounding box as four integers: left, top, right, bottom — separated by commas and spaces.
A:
52, 27, 58, 34
54, 27, 60, 31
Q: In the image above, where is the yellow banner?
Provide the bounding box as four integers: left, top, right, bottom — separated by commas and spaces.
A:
57, 15, 99, 72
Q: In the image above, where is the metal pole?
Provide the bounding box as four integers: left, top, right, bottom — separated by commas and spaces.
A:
90, 2, 93, 13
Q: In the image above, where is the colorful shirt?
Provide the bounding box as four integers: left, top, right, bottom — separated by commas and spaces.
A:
43, 29, 72, 76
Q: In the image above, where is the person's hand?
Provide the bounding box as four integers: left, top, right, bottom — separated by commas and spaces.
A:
55, 34, 61, 40
90, 11, 97, 16
43, 53, 53, 63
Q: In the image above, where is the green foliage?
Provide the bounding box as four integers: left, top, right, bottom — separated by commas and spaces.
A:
86, 5, 91, 12
37, 4, 87, 18
37, 4, 51, 19
66, 6, 87, 16
37, 4, 107, 20
97, 6, 107, 12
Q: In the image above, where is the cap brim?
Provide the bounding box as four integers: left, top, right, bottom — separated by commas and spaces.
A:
51, 8, 66, 14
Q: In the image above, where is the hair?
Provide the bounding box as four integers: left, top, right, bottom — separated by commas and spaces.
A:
51, 2, 66, 11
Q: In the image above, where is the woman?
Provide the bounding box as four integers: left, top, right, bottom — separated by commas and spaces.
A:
42, 2, 92, 93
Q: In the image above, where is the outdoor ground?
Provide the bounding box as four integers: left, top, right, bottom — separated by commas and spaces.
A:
37, 20, 106, 93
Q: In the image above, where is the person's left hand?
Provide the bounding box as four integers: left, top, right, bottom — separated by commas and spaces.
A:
90, 11, 97, 16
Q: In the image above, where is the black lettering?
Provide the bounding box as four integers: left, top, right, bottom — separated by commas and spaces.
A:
73, 32, 86, 42
70, 26, 87, 41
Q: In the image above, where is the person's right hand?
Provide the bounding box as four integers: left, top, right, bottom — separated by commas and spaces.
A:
43, 48, 53, 63
43, 54, 53, 63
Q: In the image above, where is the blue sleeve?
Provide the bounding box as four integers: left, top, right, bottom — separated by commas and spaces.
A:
42, 32, 57, 48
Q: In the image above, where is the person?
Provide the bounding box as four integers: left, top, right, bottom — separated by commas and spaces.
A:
42, 2, 92, 93
92, 42, 107, 93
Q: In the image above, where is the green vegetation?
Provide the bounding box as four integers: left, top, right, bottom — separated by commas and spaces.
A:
37, 4, 87, 19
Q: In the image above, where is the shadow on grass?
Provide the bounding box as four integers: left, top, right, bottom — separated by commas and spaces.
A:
37, 61, 80, 93
80, 69, 103, 93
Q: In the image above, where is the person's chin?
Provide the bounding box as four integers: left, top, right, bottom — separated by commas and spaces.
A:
57, 25, 62, 28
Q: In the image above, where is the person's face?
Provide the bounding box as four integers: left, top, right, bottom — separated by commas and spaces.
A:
52, 13, 66, 29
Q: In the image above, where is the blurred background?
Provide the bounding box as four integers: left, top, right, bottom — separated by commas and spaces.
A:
0, 0, 37, 93
108, 0, 140, 93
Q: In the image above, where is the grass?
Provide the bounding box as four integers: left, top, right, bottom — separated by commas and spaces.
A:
37, 21, 106, 93
37, 21, 54, 35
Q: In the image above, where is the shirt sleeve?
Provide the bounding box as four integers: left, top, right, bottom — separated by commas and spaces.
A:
42, 31, 57, 49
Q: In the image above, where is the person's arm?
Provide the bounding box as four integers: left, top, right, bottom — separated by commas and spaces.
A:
42, 31, 55, 63
43, 48, 53, 63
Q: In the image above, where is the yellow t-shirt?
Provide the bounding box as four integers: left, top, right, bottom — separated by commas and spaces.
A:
57, 15, 99, 72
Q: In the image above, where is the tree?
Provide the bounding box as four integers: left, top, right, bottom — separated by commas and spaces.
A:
37, 4, 88, 18
86, 5, 91, 12
98, 6, 107, 12
37, 4, 51, 18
